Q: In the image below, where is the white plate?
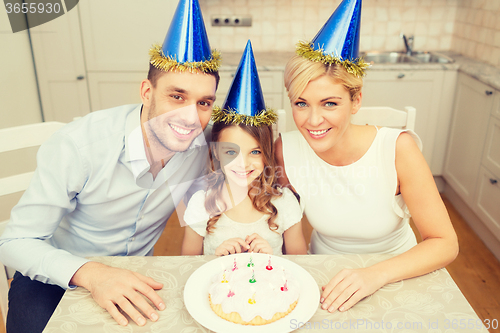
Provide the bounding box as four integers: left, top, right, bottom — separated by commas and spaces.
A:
184, 253, 320, 333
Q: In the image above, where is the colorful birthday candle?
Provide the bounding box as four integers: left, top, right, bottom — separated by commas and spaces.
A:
248, 293, 256, 304
249, 267, 256, 283
232, 257, 238, 271
247, 256, 254, 267
221, 270, 228, 283
266, 255, 273, 270
281, 268, 288, 291
227, 289, 235, 297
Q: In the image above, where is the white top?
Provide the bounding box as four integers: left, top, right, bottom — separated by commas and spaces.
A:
281, 128, 422, 255
184, 188, 302, 255
0, 104, 208, 288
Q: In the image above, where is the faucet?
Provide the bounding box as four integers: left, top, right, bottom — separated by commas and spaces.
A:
400, 33, 414, 55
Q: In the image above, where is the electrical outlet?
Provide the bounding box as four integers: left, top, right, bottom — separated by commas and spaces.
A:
211, 15, 252, 27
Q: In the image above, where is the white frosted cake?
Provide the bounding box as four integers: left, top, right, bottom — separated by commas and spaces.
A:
208, 255, 299, 325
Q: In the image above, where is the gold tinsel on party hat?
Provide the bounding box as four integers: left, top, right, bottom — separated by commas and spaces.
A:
211, 106, 278, 126
149, 44, 221, 73
296, 41, 369, 78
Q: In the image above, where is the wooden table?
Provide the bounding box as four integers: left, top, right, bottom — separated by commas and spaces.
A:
43, 254, 490, 332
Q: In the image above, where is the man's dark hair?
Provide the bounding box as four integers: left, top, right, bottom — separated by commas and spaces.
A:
147, 64, 220, 90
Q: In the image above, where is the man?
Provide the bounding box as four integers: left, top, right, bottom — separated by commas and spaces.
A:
0, 0, 220, 331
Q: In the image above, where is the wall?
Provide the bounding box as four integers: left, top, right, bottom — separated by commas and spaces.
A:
0, 10, 42, 129
451, 0, 500, 69
202, 0, 458, 54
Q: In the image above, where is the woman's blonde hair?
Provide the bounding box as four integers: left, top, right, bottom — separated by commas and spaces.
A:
284, 55, 363, 103
204, 122, 282, 234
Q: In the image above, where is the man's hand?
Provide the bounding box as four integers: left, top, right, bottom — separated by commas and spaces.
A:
246, 233, 273, 254
71, 262, 165, 326
214, 238, 249, 256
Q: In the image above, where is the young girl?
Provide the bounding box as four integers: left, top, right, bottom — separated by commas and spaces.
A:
181, 41, 307, 256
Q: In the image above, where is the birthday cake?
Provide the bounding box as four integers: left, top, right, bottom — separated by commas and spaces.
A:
208, 255, 300, 325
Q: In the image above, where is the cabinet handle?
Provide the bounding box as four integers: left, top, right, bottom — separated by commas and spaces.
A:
77, 75, 85, 80
397, 73, 405, 79
490, 178, 498, 185
485, 90, 493, 95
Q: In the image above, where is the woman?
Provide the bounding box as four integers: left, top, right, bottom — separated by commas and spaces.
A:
275, 0, 458, 314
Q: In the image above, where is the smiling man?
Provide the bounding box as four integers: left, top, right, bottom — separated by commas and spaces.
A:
0, 1, 220, 332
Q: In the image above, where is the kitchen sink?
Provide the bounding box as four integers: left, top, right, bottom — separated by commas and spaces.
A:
361, 51, 454, 64
361, 52, 417, 64
410, 51, 454, 63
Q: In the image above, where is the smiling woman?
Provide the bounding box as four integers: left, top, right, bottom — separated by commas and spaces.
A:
275, 0, 458, 316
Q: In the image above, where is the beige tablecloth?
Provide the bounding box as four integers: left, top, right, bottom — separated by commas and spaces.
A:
43, 254, 489, 333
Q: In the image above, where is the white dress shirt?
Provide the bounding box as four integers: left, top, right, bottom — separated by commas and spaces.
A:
0, 104, 208, 288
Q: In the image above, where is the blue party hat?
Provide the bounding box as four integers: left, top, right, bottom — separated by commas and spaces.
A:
296, 0, 368, 77
212, 41, 277, 126
149, 0, 220, 73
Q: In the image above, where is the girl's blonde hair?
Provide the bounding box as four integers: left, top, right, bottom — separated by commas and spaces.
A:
284, 55, 363, 103
205, 122, 281, 234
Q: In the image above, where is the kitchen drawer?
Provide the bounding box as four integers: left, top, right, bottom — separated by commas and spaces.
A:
482, 116, 500, 179
474, 167, 500, 242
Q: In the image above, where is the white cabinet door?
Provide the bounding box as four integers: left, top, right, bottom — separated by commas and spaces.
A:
482, 116, 500, 179
29, 7, 90, 122
474, 167, 500, 241
87, 72, 145, 112
443, 74, 494, 206
78, 0, 178, 72
362, 70, 444, 173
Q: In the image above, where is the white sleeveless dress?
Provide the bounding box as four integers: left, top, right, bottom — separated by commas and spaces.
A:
281, 127, 422, 254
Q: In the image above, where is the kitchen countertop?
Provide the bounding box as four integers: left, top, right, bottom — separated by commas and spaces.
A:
219, 50, 500, 91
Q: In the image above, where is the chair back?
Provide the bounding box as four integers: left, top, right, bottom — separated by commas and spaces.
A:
274, 106, 416, 136
351, 106, 416, 131
0, 121, 66, 324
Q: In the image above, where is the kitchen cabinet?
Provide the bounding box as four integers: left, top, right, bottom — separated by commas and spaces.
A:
362, 69, 456, 175
29, 0, 179, 119
444, 72, 500, 244
475, 116, 500, 241
443, 73, 495, 206
28, 7, 91, 123
216, 71, 284, 110
30, 1, 284, 119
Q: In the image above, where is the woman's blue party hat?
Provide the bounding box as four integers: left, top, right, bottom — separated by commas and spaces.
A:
212, 40, 277, 126
149, 0, 220, 73
296, 0, 368, 77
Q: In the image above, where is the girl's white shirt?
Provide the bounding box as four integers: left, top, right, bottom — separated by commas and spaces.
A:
184, 187, 302, 255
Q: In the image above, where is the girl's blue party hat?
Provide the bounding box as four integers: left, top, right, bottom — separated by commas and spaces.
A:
212, 40, 277, 126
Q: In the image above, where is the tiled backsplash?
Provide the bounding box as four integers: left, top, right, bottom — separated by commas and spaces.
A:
452, 0, 500, 68
201, 0, 500, 69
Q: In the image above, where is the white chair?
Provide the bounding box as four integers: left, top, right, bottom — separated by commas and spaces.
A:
275, 106, 416, 134
351, 106, 416, 131
0, 121, 66, 325
272, 109, 288, 140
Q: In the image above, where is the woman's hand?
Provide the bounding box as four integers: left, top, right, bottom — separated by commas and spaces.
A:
320, 267, 386, 312
246, 233, 273, 254
215, 238, 250, 256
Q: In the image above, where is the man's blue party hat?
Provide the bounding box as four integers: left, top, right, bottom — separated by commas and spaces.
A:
296, 0, 368, 77
212, 40, 277, 126
149, 0, 220, 73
